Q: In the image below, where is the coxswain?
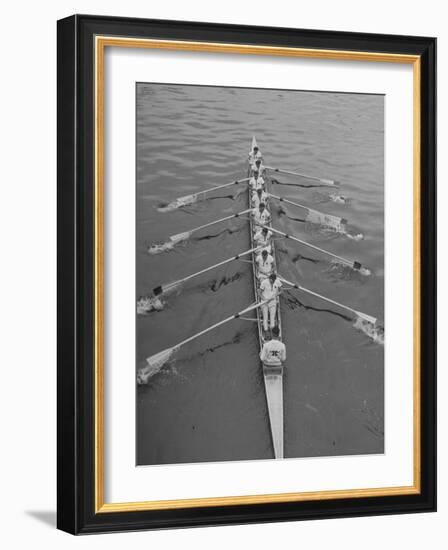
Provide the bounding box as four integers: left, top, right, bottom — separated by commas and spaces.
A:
251, 157, 266, 177
256, 249, 274, 281
249, 170, 264, 191
259, 272, 282, 333
252, 202, 271, 228
252, 187, 268, 209
253, 226, 272, 254
249, 145, 263, 164
260, 326, 286, 366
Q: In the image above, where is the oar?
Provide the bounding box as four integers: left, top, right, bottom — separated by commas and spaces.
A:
279, 276, 377, 325
261, 225, 369, 274
265, 165, 338, 186
138, 299, 270, 383
148, 208, 252, 253
268, 193, 347, 230
153, 245, 262, 296
158, 177, 250, 211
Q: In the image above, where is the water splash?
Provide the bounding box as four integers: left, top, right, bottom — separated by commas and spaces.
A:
345, 232, 364, 242
148, 241, 176, 254
329, 193, 351, 204
354, 317, 384, 345
137, 296, 164, 315
137, 347, 178, 384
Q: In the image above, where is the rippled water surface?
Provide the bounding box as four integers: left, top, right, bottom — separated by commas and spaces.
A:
136, 83, 384, 465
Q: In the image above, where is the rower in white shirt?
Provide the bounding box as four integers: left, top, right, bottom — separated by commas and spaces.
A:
249, 170, 265, 191
252, 187, 268, 209
256, 249, 274, 281
254, 226, 272, 254
259, 273, 283, 333
249, 145, 263, 164
252, 202, 271, 228
251, 158, 266, 177
260, 326, 286, 366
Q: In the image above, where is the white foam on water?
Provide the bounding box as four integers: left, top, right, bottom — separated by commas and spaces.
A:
346, 232, 364, 242
148, 241, 176, 254
329, 193, 350, 204
137, 349, 176, 384
354, 317, 385, 345
137, 296, 164, 315
359, 266, 371, 276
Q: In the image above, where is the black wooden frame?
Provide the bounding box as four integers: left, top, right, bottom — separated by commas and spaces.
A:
57, 14, 436, 534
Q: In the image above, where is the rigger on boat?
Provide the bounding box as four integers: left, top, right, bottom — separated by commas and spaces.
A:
138, 137, 381, 460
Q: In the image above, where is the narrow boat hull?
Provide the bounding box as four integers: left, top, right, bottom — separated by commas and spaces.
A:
263, 364, 284, 458
248, 136, 284, 459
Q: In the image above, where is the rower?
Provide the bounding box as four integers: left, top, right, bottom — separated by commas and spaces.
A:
252, 202, 271, 229
260, 326, 286, 366
259, 272, 282, 333
254, 226, 272, 254
252, 187, 268, 209
251, 157, 266, 177
256, 249, 274, 281
249, 145, 263, 164
249, 170, 265, 191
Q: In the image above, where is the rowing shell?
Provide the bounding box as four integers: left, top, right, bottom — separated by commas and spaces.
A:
248, 136, 284, 459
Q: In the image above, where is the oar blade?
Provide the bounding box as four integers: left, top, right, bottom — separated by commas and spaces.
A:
137, 348, 177, 384
320, 178, 339, 186
157, 194, 198, 212
356, 312, 377, 326
305, 209, 347, 232
147, 231, 190, 255
170, 231, 190, 244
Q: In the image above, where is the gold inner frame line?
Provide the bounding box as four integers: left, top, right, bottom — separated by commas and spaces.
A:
94, 35, 421, 513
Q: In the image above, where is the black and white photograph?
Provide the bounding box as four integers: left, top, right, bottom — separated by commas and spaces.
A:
135, 83, 385, 466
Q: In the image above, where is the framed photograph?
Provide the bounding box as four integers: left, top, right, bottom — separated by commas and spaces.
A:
57, 14, 436, 534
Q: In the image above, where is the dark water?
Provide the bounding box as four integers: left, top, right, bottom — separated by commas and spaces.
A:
136, 83, 384, 465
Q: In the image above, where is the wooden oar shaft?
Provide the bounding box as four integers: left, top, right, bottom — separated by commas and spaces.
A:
196, 177, 250, 195
172, 299, 270, 351
263, 225, 361, 269
269, 193, 328, 217
280, 276, 375, 322
158, 245, 261, 293
269, 193, 345, 226
170, 208, 252, 241
176, 208, 251, 237
265, 166, 337, 186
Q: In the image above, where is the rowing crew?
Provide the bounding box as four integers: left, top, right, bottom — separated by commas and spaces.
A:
249, 142, 286, 366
